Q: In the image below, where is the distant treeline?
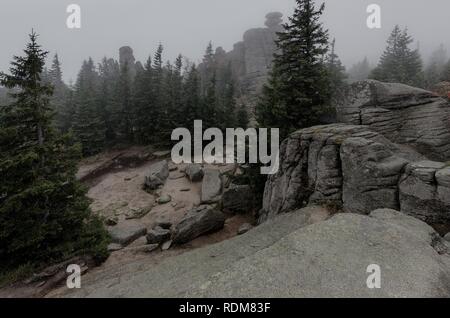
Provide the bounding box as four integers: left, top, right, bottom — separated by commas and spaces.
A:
39, 42, 248, 156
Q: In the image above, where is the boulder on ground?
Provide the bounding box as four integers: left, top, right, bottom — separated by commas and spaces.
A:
185, 164, 204, 182
222, 184, 253, 214
144, 160, 169, 190
146, 227, 171, 244
173, 205, 226, 244
108, 221, 147, 246
237, 223, 253, 235
201, 169, 223, 204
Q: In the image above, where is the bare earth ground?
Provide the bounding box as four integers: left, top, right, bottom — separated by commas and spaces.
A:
0, 148, 254, 297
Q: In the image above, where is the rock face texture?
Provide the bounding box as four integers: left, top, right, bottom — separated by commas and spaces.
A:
260, 124, 424, 222
61, 208, 450, 298
260, 123, 450, 227
173, 205, 226, 245
206, 12, 282, 122
336, 80, 450, 161
144, 160, 169, 190
399, 161, 450, 225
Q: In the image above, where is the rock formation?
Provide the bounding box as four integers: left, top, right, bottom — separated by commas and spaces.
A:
119, 46, 137, 81
336, 80, 450, 161
210, 12, 283, 123
59, 207, 450, 298
261, 81, 450, 229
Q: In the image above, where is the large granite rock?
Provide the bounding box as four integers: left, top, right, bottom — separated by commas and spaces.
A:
399, 161, 450, 225
144, 160, 169, 190
260, 124, 422, 222
336, 80, 450, 161
173, 205, 226, 244
61, 207, 450, 298
198, 12, 283, 123
201, 169, 222, 204
260, 123, 450, 227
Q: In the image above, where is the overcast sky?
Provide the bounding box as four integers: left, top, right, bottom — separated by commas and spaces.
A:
1, 0, 450, 83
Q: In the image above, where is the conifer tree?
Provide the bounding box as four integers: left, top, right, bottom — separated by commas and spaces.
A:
181, 64, 201, 132
371, 25, 424, 87
326, 39, 347, 105
48, 54, 71, 131
72, 58, 105, 155
0, 32, 108, 270
256, 0, 330, 138
133, 56, 155, 143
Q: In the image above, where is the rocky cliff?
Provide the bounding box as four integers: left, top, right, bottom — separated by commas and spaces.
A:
261, 81, 450, 230
215, 12, 282, 123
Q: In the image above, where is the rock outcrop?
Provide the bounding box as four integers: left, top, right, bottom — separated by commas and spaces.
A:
206, 12, 282, 123
260, 123, 450, 227
60, 207, 450, 298
336, 80, 450, 161
260, 124, 422, 221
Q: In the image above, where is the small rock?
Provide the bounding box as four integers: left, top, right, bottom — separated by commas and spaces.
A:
185, 164, 204, 182
107, 243, 123, 252
156, 221, 173, 230
146, 227, 172, 244
105, 216, 118, 226
238, 223, 253, 235
168, 163, 178, 172
157, 194, 172, 205
444, 233, 450, 242
161, 240, 172, 251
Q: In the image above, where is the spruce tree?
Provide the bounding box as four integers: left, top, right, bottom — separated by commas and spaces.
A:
371, 25, 424, 87
0, 32, 108, 270
133, 56, 155, 143
72, 58, 105, 155
256, 0, 330, 138
48, 54, 71, 131
182, 64, 201, 132
326, 39, 347, 105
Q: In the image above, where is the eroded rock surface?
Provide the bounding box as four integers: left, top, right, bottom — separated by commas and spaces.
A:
260, 124, 423, 222
336, 80, 450, 161
144, 160, 169, 190
59, 208, 450, 298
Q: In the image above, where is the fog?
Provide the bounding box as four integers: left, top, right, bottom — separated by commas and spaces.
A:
1, 0, 449, 82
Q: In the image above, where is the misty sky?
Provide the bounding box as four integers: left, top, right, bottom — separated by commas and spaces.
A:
1, 0, 450, 83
